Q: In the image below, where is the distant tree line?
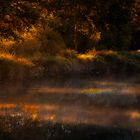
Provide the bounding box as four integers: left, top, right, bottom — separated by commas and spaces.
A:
0, 0, 139, 51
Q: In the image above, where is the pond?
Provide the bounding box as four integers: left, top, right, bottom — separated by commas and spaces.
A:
0, 76, 140, 130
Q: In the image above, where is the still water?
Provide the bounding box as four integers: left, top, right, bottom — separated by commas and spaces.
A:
0, 77, 140, 130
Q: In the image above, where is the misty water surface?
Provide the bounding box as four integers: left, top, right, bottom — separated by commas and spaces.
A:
0, 77, 140, 130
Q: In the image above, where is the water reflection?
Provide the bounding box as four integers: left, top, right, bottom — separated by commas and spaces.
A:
0, 78, 140, 130
1, 102, 140, 129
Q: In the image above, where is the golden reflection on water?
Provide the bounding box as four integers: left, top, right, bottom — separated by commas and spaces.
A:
28, 87, 80, 94
127, 111, 140, 119
0, 102, 140, 129
31, 113, 38, 121
0, 104, 16, 109
21, 104, 39, 113
0, 79, 140, 129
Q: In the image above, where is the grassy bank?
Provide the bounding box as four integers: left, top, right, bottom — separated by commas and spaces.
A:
0, 53, 34, 82
0, 115, 138, 140
76, 50, 140, 76
32, 50, 140, 77
0, 49, 140, 82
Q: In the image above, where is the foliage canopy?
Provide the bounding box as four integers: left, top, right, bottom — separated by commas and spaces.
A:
0, 0, 139, 51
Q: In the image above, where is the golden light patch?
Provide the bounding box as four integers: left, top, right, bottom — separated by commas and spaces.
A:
0, 104, 16, 109
90, 32, 101, 42
31, 113, 38, 121
0, 53, 34, 66
22, 104, 39, 114
81, 88, 102, 93
77, 54, 95, 61
17, 57, 34, 66
20, 26, 38, 40
128, 111, 140, 119
0, 39, 15, 47
44, 115, 56, 121
80, 88, 109, 94
50, 115, 55, 120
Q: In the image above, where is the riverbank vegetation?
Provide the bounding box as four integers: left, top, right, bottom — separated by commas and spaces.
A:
0, 47, 140, 81
0, 0, 139, 81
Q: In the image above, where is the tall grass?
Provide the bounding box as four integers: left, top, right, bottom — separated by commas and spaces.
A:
0, 52, 35, 82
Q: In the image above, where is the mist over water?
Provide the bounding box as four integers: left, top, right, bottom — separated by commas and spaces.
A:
0, 76, 140, 130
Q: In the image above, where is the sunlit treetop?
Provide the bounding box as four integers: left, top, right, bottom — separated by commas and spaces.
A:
0, 0, 41, 39
0, 0, 138, 51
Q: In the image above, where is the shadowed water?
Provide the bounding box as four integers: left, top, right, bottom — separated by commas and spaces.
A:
0, 77, 140, 130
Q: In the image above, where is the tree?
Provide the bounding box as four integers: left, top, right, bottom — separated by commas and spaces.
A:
0, 0, 40, 40
0, 0, 137, 51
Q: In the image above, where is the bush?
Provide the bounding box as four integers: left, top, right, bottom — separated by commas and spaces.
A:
38, 26, 66, 55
